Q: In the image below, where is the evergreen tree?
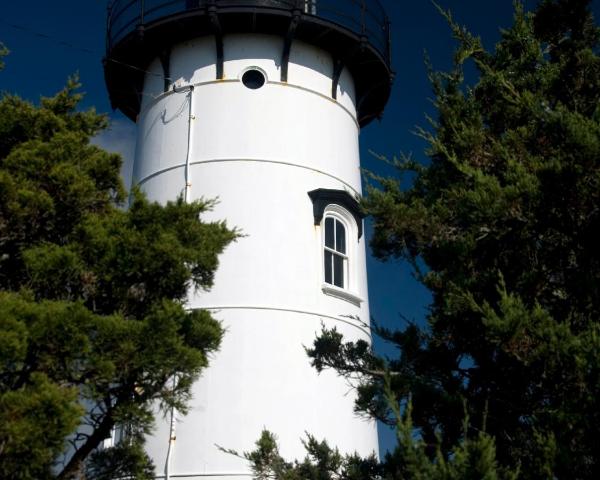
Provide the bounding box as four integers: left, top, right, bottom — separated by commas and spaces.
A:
0, 76, 237, 479
304, 0, 600, 478
238, 384, 515, 480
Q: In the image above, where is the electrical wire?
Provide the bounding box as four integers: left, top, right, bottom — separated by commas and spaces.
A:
0, 18, 167, 79
0, 19, 98, 55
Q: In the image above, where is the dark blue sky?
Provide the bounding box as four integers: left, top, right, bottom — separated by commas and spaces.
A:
2, 0, 598, 455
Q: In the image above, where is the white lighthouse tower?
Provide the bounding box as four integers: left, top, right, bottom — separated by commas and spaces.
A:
104, 1, 393, 478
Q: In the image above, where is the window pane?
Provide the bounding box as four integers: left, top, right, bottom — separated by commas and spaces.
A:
325, 217, 334, 249
324, 250, 332, 284
333, 254, 344, 288
335, 220, 346, 253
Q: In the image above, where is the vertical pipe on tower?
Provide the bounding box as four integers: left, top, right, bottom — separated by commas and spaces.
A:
164, 377, 178, 480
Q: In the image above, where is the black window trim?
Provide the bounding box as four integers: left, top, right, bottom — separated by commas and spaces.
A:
307, 188, 364, 240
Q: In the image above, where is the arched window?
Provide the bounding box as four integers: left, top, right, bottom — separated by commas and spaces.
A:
308, 188, 364, 305
324, 214, 347, 288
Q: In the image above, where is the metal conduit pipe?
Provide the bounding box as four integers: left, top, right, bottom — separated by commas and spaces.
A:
172, 84, 195, 203
164, 376, 178, 480
164, 83, 193, 479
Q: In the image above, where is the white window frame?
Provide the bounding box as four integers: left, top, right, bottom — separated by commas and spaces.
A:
323, 213, 348, 288
320, 204, 363, 306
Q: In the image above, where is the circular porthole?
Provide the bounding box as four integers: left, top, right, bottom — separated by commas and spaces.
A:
241, 68, 266, 89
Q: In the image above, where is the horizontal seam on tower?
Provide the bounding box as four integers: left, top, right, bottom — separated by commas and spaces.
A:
135, 158, 360, 195
194, 305, 371, 337
153, 473, 252, 478
139, 79, 358, 127
268, 80, 359, 127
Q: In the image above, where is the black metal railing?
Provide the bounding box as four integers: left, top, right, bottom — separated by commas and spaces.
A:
106, 0, 390, 65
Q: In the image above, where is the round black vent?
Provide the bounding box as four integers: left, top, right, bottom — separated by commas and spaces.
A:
242, 69, 266, 89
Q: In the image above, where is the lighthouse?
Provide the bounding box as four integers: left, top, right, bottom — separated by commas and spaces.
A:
104, 0, 392, 478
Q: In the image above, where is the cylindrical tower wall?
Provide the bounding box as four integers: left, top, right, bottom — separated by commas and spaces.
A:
134, 34, 377, 479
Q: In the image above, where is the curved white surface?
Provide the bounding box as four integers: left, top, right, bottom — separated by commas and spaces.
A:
134, 34, 377, 479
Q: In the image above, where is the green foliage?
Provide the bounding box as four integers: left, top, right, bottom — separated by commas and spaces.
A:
306, 0, 600, 478
379, 378, 518, 480
240, 391, 515, 480
226, 429, 381, 480
0, 78, 237, 479
0, 370, 82, 480
0, 43, 8, 70
85, 434, 154, 480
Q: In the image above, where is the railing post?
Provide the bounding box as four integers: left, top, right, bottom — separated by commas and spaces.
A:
361, 0, 366, 35
386, 18, 391, 66
106, 1, 112, 52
